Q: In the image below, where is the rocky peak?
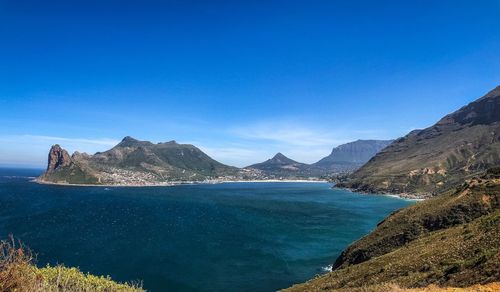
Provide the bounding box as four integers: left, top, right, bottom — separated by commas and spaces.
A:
122, 136, 137, 142
116, 136, 154, 148
437, 86, 500, 127
71, 151, 90, 160
269, 152, 298, 165
272, 152, 287, 160
47, 144, 72, 172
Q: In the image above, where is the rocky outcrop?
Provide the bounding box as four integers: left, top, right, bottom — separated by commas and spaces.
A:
46, 144, 72, 172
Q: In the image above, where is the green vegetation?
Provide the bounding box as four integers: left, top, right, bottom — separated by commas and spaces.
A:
44, 163, 101, 185
0, 237, 143, 291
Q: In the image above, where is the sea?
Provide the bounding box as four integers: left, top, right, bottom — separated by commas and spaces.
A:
0, 168, 414, 291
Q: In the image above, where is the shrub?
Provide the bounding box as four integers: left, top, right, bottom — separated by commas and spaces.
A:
0, 236, 144, 291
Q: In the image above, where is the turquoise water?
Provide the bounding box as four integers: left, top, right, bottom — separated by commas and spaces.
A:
0, 168, 413, 291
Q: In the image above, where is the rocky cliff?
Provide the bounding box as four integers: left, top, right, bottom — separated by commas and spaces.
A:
46, 144, 72, 172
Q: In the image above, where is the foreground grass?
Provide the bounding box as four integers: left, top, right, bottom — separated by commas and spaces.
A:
325, 282, 500, 292
0, 237, 144, 292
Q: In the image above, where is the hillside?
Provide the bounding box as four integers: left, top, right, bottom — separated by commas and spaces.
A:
285, 168, 500, 291
245, 153, 315, 178
37, 136, 257, 185
338, 86, 500, 197
312, 139, 393, 171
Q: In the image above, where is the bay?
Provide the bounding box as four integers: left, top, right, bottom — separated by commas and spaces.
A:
0, 168, 413, 291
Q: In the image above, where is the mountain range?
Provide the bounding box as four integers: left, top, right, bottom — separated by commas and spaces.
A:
40, 86, 500, 189
39, 137, 391, 185
337, 86, 500, 197
245, 140, 392, 178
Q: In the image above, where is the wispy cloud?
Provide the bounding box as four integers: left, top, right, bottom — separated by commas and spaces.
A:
230, 121, 351, 147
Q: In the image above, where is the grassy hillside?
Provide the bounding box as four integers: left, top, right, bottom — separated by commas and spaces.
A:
285, 169, 500, 291
286, 211, 499, 291
0, 237, 143, 291
333, 168, 499, 269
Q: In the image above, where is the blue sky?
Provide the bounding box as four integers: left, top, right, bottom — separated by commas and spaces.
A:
1, 0, 499, 168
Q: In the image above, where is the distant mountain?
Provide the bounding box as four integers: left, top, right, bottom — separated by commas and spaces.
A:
245, 141, 394, 178
338, 86, 500, 196
245, 153, 310, 177
38, 136, 251, 185
312, 139, 393, 171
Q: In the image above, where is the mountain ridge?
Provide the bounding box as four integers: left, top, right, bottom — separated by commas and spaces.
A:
39, 137, 395, 185
312, 139, 393, 171
337, 86, 500, 197
245, 140, 393, 178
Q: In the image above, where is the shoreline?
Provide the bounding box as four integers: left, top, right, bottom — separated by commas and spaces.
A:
332, 186, 428, 201
35, 179, 423, 200
34, 178, 330, 188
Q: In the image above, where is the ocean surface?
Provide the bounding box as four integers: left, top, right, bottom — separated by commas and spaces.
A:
0, 168, 414, 291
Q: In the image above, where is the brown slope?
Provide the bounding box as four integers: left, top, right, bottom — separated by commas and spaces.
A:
338, 86, 500, 197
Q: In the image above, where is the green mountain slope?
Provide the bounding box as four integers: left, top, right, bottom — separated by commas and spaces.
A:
38, 136, 243, 185
338, 86, 500, 197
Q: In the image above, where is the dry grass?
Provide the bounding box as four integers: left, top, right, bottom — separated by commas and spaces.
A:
333, 282, 500, 292
0, 236, 144, 292
284, 211, 499, 291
